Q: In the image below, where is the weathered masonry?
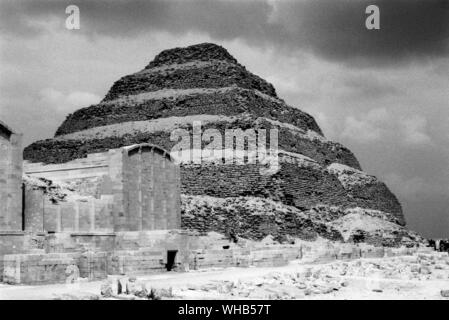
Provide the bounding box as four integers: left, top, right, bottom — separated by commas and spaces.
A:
0, 121, 22, 231
121, 144, 181, 231
23, 143, 181, 232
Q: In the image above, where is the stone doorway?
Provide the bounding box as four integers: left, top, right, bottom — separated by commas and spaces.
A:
166, 250, 178, 271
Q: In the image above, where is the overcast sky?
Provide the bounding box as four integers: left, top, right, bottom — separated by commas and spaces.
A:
1, 0, 448, 237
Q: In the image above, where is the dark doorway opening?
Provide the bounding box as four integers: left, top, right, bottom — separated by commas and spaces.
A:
166, 250, 177, 271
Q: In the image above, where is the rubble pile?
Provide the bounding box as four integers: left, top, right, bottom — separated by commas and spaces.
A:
174, 250, 449, 299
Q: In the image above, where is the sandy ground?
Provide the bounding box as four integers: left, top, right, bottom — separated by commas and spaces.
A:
1, 252, 449, 300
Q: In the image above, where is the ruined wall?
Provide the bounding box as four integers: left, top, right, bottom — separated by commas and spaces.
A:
23, 187, 115, 233
24, 151, 113, 197
23, 144, 181, 233
23, 150, 119, 233
0, 122, 23, 231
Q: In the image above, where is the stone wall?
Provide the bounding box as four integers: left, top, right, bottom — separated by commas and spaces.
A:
2, 250, 109, 285
77, 252, 109, 280
191, 246, 301, 270
108, 249, 166, 275
22, 185, 115, 233
118, 145, 181, 231
0, 232, 46, 282
3, 253, 78, 285
0, 122, 23, 231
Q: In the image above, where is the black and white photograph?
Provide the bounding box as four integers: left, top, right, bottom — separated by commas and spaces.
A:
0, 0, 448, 308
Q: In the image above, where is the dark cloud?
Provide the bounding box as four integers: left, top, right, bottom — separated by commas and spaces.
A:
273, 0, 449, 66
1, 0, 448, 67
341, 74, 403, 99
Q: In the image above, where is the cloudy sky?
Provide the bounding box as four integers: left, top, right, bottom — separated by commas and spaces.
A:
1, 0, 448, 237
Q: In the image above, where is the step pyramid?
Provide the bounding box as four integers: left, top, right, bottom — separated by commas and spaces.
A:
25, 43, 416, 244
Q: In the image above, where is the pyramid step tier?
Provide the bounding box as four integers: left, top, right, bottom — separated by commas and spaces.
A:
55, 88, 321, 137
26, 116, 360, 169
179, 159, 404, 226
102, 59, 276, 101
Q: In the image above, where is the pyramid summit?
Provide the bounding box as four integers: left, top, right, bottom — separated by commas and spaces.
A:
100, 42, 277, 103
24, 43, 417, 245
145, 43, 239, 68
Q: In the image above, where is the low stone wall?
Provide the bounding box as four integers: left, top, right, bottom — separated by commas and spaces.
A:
3, 253, 78, 285
300, 242, 419, 264
191, 248, 235, 269
108, 249, 166, 275
0, 230, 426, 285
2, 232, 298, 283
191, 246, 301, 270
0, 232, 46, 282
78, 252, 109, 281
105, 244, 302, 275
2, 251, 111, 285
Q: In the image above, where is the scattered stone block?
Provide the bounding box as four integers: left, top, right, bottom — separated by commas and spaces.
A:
440, 290, 449, 298
101, 280, 114, 298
